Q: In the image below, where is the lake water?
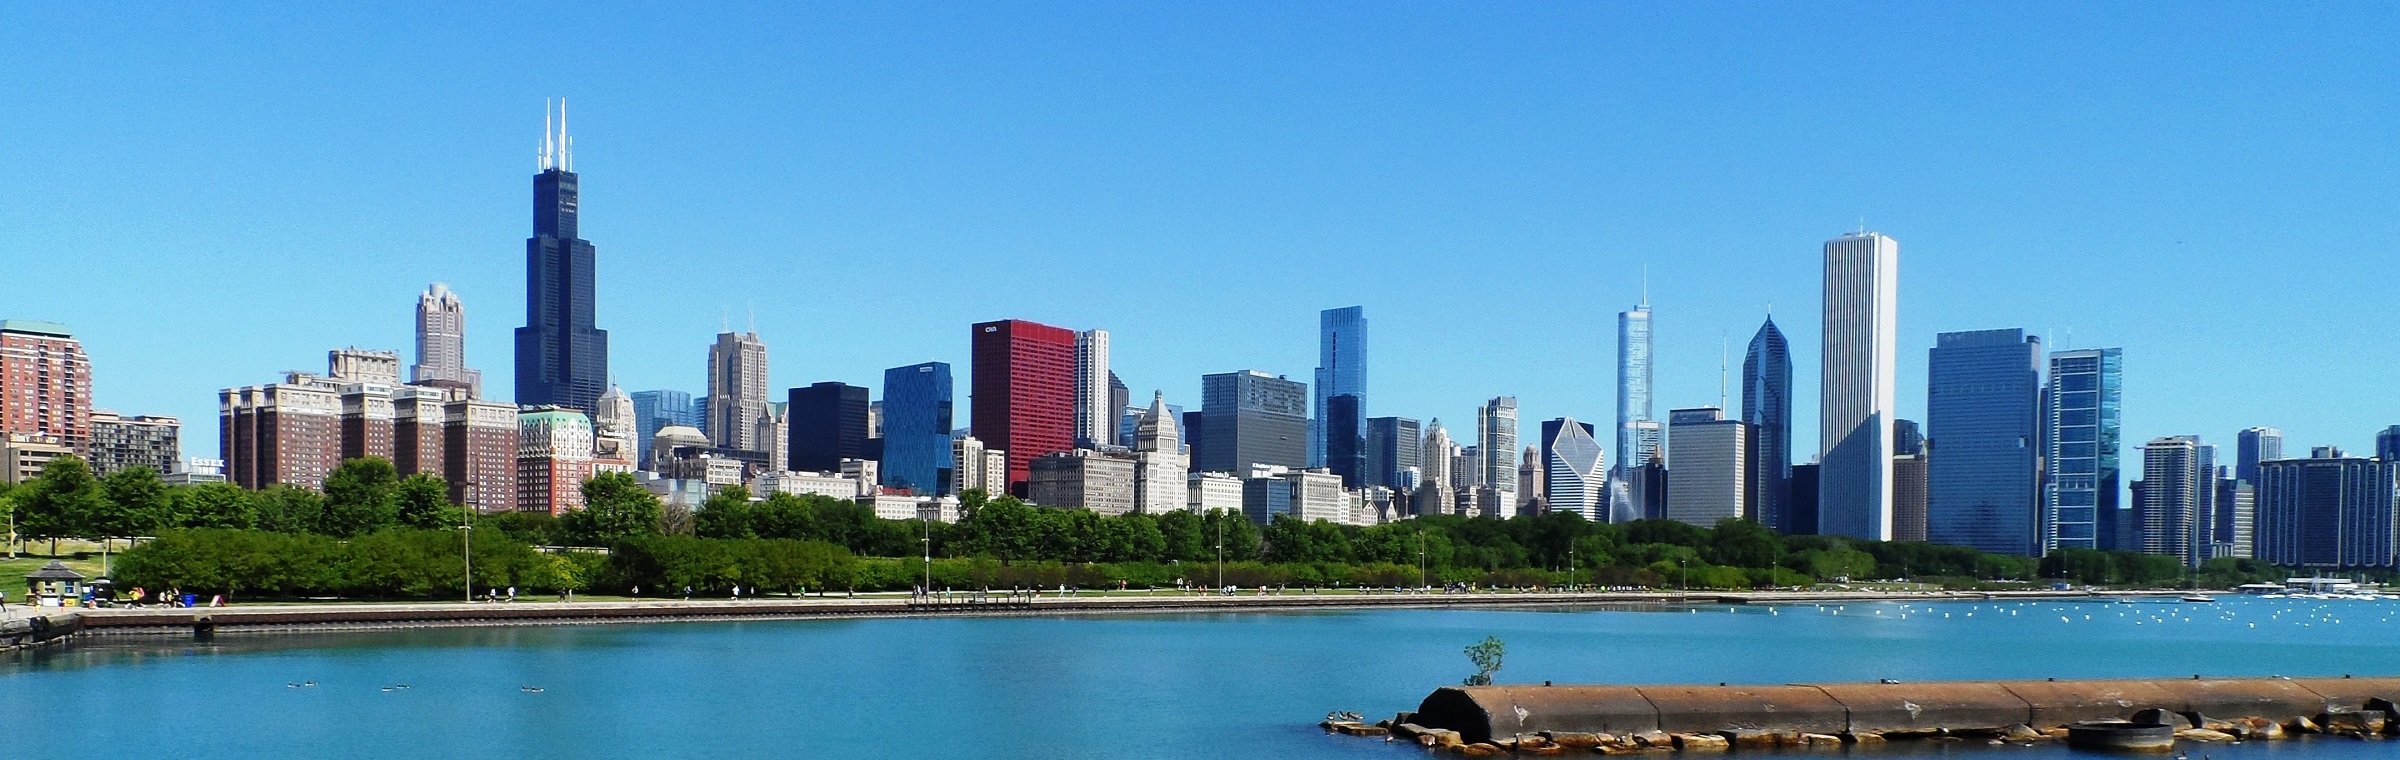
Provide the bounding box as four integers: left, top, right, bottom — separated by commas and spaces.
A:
6, 596, 2399, 759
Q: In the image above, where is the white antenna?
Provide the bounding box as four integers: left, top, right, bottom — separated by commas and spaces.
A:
542, 98, 554, 170
559, 98, 571, 171
1640, 265, 1650, 308
1719, 335, 1728, 411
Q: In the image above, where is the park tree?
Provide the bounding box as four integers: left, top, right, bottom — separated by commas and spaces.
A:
1704, 517, 1782, 570
695, 486, 758, 539
252, 484, 327, 534
17, 455, 106, 550
564, 471, 664, 544
174, 482, 258, 529
393, 472, 454, 529
320, 457, 401, 537
98, 466, 171, 538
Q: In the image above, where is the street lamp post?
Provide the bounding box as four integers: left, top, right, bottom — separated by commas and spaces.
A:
461, 481, 478, 604
921, 513, 933, 593
1568, 542, 1576, 593
1215, 511, 1225, 591
1678, 557, 1688, 594
1417, 528, 1427, 593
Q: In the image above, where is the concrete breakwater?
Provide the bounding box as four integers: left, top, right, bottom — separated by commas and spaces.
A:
0, 613, 81, 651
1335, 676, 2400, 754
53, 588, 2145, 638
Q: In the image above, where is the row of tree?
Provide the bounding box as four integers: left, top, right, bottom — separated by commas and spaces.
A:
21, 453, 2298, 591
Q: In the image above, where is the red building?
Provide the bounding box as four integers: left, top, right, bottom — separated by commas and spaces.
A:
970, 319, 1076, 495
0, 321, 93, 453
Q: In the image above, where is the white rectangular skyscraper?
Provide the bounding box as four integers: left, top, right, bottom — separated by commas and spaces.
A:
1075, 329, 1111, 449
1818, 231, 1899, 540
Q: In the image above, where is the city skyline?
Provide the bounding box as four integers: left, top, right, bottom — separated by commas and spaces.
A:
9, 6, 2400, 471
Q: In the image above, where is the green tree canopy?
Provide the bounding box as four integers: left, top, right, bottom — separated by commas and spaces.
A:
393, 472, 454, 529
564, 471, 665, 545
320, 457, 401, 537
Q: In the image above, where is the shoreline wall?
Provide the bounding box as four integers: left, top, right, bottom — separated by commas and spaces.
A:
53, 588, 2151, 637
1406, 677, 2400, 744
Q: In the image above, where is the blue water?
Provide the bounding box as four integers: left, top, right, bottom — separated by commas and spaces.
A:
6, 596, 2399, 759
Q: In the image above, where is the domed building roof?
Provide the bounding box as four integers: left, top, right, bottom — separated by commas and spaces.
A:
653, 425, 708, 447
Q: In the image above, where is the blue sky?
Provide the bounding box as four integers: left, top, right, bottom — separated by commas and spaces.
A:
4, 3, 2398, 464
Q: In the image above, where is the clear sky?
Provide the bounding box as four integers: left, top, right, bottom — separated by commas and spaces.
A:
5, 4, 2398, 465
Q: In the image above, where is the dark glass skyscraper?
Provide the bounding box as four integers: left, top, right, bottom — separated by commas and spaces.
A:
630, 389, 700, 464
1311, 306, 1367, 468
788, 381, 871, 472
513, 106, 609, 415
1365, 416, 1422, 490
879, 362, 953, 495
1924, 328, 2043, 556
1324, 394, 1366, 487
1741, 316, 1792, 533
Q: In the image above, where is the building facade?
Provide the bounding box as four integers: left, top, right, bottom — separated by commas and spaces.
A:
1132, 392, 1188, 514
0, 320, 92, 453
880, 362, 954, 496
1616, 300, 1658, 486
704, 330, 770, 452
1665, 408, 1747, 527
1478, 396, 1519, 506
1028, 449, 1137, 514
86, 411, 179, 477
513, 105, 610, 415
788, 381, 872, 473
2137, 436, 2209, 567
1540, 417, 1605, 522
445, 398, 520, 512
2255, 453, 2398, 568
1924, 328, 2044, 555
2042, 348, 2123, 552
1195, 370, 1309, 476
1365, 416, 1421, 492
630, 390, 700, 466
1819, 231, 1900, 540
1741, 315, 1793, 533
1893, 453, 1929, 542
1073, 329, 1112, 449
221, 373, 342, 490
412, 283, 481, 398
2235, 427, 2283, 487
517, 407, 595, 516
971, 319, 1078, 494
1311, 305, 1367, 468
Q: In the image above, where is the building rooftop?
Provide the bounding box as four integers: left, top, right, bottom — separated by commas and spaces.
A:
0, 319, 72, 338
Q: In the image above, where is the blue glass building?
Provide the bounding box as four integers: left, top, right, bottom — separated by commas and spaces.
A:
1925, 329, 2043, 555
1741, 316, 1792, 533
630, 389, 702, 465
1310, 306, 1366, 468
880, 362, 954, 496
2043, 348, 2122, 552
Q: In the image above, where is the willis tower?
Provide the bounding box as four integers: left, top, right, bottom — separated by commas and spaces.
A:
514, 99, 609, 414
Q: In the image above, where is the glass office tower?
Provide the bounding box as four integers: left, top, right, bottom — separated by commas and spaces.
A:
1925, 328, 2043, 555
880, 362, 954, 495
2042, 348, 2122, 552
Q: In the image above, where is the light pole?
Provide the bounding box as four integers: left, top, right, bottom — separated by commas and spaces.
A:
921, 512, 933, 594
1567, 542, 1576, 593
1417, 528, 1427, 592
1678, 557, 1688, 594
461, 481, 478, 604
1215, 511, 1225, 591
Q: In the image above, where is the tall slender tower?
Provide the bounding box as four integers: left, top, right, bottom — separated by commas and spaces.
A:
1074, 330, 1112, 449
1311, 306, 1368, 467
1615, 300, 1655, 469
513, 99, 610, 415
1818, 231, 1899, 540
706, 330, 770, 451
412, 283, 481, 398
1741, 315, 1791, 531
1478, 396, 1518, 503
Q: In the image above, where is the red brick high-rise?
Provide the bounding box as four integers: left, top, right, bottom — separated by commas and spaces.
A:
0, 320, 93, 453
970, 319, 1076, 496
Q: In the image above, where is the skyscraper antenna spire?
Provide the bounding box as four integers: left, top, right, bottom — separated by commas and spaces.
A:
559, 97, 570, 171
1719, 334, 1729, 411
542, 98, 554, 170
1640, 265, 1650, 308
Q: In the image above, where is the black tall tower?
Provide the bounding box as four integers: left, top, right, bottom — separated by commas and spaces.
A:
514, 99, 609, 414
